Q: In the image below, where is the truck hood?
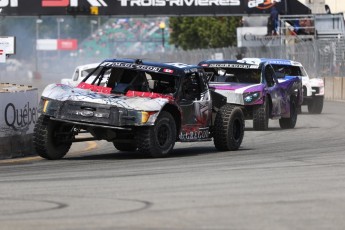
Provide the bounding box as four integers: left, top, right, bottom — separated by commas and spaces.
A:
209, 82, 263, 94
41, 83, 171, 111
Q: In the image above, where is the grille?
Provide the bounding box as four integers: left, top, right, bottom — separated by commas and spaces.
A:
58, 101, 123, 126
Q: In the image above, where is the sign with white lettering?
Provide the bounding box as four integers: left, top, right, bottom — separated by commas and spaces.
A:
0, 0, 311, 16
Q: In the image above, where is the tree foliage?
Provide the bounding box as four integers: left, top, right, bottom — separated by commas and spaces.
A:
169, 16, 241, 50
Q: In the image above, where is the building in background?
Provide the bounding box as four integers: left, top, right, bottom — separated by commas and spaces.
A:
299, 0, 345, 14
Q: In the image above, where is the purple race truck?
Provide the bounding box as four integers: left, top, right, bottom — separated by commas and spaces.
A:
198, 58, 303, 130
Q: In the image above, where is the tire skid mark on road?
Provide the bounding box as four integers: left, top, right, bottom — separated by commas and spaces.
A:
0, 197, 68, 216
0, 196, 153, 220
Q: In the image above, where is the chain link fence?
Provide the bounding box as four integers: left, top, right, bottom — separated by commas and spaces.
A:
133, 39, 344, 78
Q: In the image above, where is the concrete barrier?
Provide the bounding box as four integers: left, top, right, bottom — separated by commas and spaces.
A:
0, 83, 38, 159
324, 77, 334, 100
343, 78, 345, 101
333, 77, 343, 101
324, 77, 345, 101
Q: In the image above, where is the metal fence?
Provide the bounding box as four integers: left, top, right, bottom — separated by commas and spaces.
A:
131, 39, 344, 78
2, 37, 344, 90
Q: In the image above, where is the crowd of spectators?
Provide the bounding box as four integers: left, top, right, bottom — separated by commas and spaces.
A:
79, 17, 172, 58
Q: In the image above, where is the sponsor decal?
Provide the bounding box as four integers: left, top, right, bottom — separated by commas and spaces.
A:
42, 0, 107, 7
209, 63, 253, 69
179, 128, 209, 140
118, 0, 240, 7
78, 110, 94, 117
4, 102, 38, 131
163, 69, 174, 74
110, 62, 161, 72
247, 0, 280, 9
267, 60, 291, 65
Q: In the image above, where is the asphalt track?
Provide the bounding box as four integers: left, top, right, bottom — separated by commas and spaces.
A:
0, 100, 345, 230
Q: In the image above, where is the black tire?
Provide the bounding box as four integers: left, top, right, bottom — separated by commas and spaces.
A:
279, 97, 298, 129
136, 111, 176, 157
253, 98, 269, 130
213, 104, 245, 151
308, 96, 324, 114
113, 142, 137, 151
296, 104, 302, 114
33, 115, 72, 160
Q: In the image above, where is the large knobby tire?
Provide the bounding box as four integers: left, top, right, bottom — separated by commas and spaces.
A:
136, 111, 176, 157
33, 115, 72, 160
253, 98, 269, 130
296, 104, 302, 114
279, 97, 298, 129
113, 142, 137, 152
213, 104, 245, 151
308, 96, 324, 114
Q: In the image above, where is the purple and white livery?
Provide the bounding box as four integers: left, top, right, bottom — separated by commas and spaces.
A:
243, 58, 324, 114
198, 58, 303, 130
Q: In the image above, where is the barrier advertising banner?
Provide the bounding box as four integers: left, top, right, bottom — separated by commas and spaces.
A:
0, 89, 38, 138
0, 0, 310, 16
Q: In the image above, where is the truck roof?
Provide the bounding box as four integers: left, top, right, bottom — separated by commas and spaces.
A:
241, 58, 303, 67
199, 58, 303, 68
101, 58, 203, 77
198, 59, 260, 69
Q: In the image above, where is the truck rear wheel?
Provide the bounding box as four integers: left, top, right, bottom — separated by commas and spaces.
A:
33, 115, 73, 160
136, 111, 176, 157
253, 98, 269, 130
308, 96, 324, 114
213, 104, 245, 151
279, 97, 298, 129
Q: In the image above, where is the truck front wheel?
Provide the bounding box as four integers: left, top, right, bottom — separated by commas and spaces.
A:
253, 98, 269, 130
279, 96, 298, 129
308, 96, 324, 114
33, 115, 73, 160
136, 111, 176, 157
213, 104, 245, 151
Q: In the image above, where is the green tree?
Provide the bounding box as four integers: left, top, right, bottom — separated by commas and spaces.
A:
169, 16, 241, 50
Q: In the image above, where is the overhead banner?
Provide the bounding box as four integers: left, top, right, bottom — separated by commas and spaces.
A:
0, 0, 310, 16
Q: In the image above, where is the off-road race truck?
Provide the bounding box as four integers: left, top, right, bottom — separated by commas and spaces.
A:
253, 58, 324, 114
60, 63, 99, 87
198, 58, 303, 130
33, 59, 245, 160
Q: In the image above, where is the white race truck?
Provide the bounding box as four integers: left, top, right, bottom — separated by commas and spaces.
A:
61, 63, 99, 87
